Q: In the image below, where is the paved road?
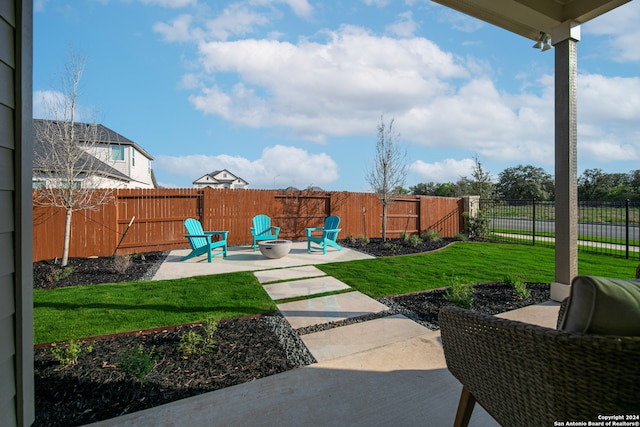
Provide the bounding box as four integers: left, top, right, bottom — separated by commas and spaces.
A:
490, 218, 640, 241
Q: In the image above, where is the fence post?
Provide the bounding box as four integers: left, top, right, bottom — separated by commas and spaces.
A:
532, 198, 536, 246
626, 198, 630, 259
462, 195, 480, 235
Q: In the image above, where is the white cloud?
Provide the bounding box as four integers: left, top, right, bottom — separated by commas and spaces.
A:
386, 11, 418, 38
204, 4, 270, 41
154, 145, 339, 188
138, 0, 197, 8
581, 141, 638, 163
250, 0, 314, 19
156, 6, 640, 178
584, 1, 640, 63
189, 25, 467, 140
409, 158, 475, 182
153, 14, 199, 42
33, 90, 97, 122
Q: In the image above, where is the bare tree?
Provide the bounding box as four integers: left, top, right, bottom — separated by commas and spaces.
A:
33, 49, 114, 266
366, 116, 407, 241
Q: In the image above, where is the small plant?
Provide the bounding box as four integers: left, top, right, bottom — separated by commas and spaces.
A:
443, 275, 474, 309
50, 339, 93, 366
119, 344, 156, 385
178, 317, 218, 358
405, 234, 423, 248
384, 242, 402, 252
46, 266, 74, 283
454, 233, 469, 242
345, 234, 357, 245
400, 231, 408, 241
356, 234, 370, 248
421, 229, 441, 242
179, 330, 204, 357
112, 254, 131, 274
504, 274, 531, 299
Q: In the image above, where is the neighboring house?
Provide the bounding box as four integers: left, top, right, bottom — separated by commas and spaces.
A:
32, 119, 156, 189
193, 169, 249, 189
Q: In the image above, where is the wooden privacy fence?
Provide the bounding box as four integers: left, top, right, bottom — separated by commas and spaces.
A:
32, 188, 465, 261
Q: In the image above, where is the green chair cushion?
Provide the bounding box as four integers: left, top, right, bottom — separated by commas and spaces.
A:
559, 276, 640, 336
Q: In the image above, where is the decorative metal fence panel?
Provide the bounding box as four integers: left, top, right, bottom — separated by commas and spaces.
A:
481, 198, 640, 259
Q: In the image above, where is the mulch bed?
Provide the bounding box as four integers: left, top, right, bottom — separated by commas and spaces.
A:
33, 241, 550, 426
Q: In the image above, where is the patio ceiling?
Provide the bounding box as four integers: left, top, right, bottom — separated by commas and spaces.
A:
431, 0, 632, 41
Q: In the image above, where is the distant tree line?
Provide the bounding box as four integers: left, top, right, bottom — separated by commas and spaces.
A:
405, 164, 640, 201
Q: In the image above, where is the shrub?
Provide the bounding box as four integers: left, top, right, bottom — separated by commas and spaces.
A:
50, 339, 93, 366
357, 234, 369, 248
504, 274, 531, 299
46, 266, 74, 283
421, 229, 441, 242
179, 330, 204, 357
178, 317, 218, 358
384, 242, 402, 252
463, 210, 489, 240
400, 231, 409, 241
443, 275, 474, 309
112, 254, 131, 274
119, 344, 156, 385
345, 234, 357, 245
405, 234, 423, 248
454, 233, 469, 241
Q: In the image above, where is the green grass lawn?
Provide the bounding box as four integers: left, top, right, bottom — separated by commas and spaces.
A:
34, 241, 640, 344
33, 272, 276, 345
316, 242, 639, 298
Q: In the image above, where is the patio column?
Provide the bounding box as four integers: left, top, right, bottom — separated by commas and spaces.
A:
551, 21, 580, 301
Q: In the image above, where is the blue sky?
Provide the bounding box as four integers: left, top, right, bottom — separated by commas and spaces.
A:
33, 0, 640, 191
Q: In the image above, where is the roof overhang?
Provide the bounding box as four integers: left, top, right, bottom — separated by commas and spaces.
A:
431, 0, 632, 41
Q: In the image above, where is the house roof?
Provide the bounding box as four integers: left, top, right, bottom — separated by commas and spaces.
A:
193, 169, 249, 186
33, 119, 154, 160
33, 120, 132, 182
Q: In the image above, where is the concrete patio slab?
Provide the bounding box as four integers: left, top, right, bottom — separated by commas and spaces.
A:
277, 291, 390, 330
300, 314, 434, 362
262, 276, 351, 301
151, 241, 373, 280
89, 333, 498, 427
254, 265, 326, 284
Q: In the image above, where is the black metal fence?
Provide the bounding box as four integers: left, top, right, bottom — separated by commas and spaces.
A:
479, 199, 640, 259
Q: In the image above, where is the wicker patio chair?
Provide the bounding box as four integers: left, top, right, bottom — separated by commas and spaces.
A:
439, 303, 640, 427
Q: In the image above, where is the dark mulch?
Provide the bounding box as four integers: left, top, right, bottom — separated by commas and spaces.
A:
33, 252, 169, 289
33, 242, 550, 426
390, 282, 550, 328
339, 237, 454, 257
34, 318, 294, 427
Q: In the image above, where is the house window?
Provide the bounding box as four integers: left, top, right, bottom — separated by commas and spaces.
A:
111, 146, 125, 161
132, 149, 135, 166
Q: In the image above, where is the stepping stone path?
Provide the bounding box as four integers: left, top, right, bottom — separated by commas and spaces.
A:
253, 265, 433, 362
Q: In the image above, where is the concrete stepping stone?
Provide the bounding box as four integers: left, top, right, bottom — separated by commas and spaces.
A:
263, 276, 350, 301
277, 291, 389, 330
254, 265, 326, 284
300, 314, 433, 362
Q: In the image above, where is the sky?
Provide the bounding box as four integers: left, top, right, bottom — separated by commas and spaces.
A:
33, 0, 640, 191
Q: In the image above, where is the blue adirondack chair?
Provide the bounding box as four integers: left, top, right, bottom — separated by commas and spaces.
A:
182, 218, 228, 263
306, 215, 342, 255
250, 214, 281, 251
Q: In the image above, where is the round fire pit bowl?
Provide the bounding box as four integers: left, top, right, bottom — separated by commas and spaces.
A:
258, 240, 292, 259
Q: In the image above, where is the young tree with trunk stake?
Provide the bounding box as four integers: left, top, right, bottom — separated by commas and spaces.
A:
33, 50, 115, 266
366, 117, 407, 241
